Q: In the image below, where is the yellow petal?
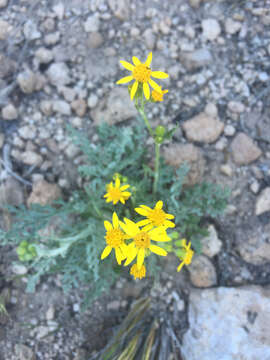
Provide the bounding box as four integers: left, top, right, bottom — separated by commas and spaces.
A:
112, 212, 119, 229
137, 248, 145, 269
166, 213, 175, 219
120, 197, 125, 204
141, 224, 154, 232
132, 56, 141, 66
136, 219, 151, 227
124, 244, 138, 266
120, 60, 134, 71
177, 261, 185, 272
120, 184, 130, 191
134, 207, 149, 216
149, 244, 167, 256
122, 192, 131, 197
115, 177, 120, 188
149, 79, 162, 93
145, 52, 152, 67
140, 205, 152, 211
164, 220, 175, 228
104, 221, 112, 231
151, 71, 169, 79
149, 228, 170, 242
155, 200, 163, 210
130, 80, 138, 100
101, 245, 112, 260
115, 247, 123, 265
143, 82, 150, 100
120, 218, 139, 237
116, 75, 134, 84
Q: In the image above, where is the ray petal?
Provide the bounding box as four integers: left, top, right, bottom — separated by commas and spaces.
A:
149, 79, 162, 93
132, 56, 141, 66
155, 200, 163, 209
130, 80, 138, 100
101, 245, 112, 260
137, 248, 145, 269
120, 60, 134, 71
116, 76, 134, 84
151, 71, 169, 79
134, 207, 148, 216
149, 244, 167, 256
112, 212, 119, 229
104, 221, 112, 231
145, 52, 152, 67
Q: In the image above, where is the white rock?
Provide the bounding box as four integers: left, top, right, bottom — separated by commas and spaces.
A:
180, 49, 213, 70
23, 20, 41, 40
87, 94, 98, 109
201, 225, 222, 257
0, 0, 8, 8
52, 2, 65, 20
228, 101, 245, 113
44, 32, 60, 45
12, 264, 27, 275
17, 70, 37, 94
250, 181, 260, 194
21, 151, 43, 166
35, 48, 53, 64
255, 187, 270, 215
220, 164, 233, 177
0, 19, 11, 40
52, 100, 71, 115
224, 124, 236, 136
202, 19, 221, 41
182, 286, 270, 360
143, 28, 156, 50
19, 126, 36, 140
46, 62, 70, 86
225, 18, 242, 35
1, 103, 18, 120
84, 15, 100, 32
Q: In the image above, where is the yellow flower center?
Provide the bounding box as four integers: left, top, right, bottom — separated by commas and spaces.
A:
134, 231, 150, 249
152, 90, 163, 102
106, 229, 124, 247
107, 187, 122, 202
148, 209, 166, 226
130, 263, 146, 280
133, 64, 151, 83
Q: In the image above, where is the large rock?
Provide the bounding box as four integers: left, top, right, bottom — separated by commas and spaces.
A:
163, 143, 205, 185
182, 286, 270, 360
180, 48, 212, 70
202, 19, 221, 41
1, 103, 18, 120
236, 220, 270, 265
255, 187, 270, 215
231, 133, 262, 165
182, 112, 224, 143
27, 180, 62, 207
188, 255, 217, 287
46, 62, 70, 86
91, 87, 137, 125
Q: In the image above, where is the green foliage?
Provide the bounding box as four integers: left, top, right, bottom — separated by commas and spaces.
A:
1, 121, 229, 306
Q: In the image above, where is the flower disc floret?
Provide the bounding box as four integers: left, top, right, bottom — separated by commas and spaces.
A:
104, 176, 131, 205
135, 201, 175, 230
119, 218, 171, 270
130, 263, 146, 280
101, 212, 128, 265
116, 52, 169, 101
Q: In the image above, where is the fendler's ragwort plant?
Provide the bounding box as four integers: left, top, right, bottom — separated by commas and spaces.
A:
100, 52, 195, 279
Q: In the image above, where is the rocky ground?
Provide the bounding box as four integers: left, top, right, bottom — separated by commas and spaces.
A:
0, 0, 270, 359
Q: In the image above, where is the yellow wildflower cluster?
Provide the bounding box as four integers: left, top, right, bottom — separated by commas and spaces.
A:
117, 52, 169, 102
104, 175, 131, 205
101, 200, 175, 280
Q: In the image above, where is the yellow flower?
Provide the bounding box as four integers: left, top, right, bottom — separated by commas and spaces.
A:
135, 201, 175, 231
120, 218, 171, 270
116, 52, 169, 100
177, 239, 194, 272
104, 176, 131, 205
130, 263, 146, 280
152, 88, 168, 102
101, 212, 128, 265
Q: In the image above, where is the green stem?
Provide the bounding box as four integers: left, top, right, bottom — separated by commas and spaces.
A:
153, 142, 160, 195
138, 106, 154, 137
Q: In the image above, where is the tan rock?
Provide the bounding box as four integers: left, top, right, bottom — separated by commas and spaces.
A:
1, 103, 18, 120
201, 225, 222, 258
231, 133, 262, 165
182, 112, 224, 143
27, 180, 62, 207
21, 151, 43, 166
163, 143, 205, 185
255, 187, 270, 215
71, 98, 87, 117
188, 255, 217, 287
91, 87, 137, 125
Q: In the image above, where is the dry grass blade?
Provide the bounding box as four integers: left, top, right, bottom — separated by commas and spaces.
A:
142, 321, 156, 360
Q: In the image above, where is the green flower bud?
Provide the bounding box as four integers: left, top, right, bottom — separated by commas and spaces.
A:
16, 247, 26, 256
156, 136, 163, 144
155, 125, 166, 137
170, 231, 179, 240
20, 240, 29, 248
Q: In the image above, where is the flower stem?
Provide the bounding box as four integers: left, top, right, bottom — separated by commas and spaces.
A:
153, 142, 160, 195
138, 106, 154, 137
